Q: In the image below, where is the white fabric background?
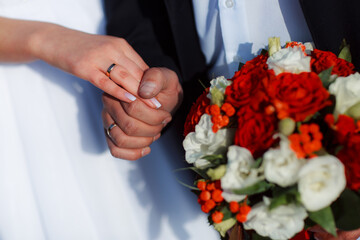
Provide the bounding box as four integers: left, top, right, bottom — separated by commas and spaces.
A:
0, 0, 218, 239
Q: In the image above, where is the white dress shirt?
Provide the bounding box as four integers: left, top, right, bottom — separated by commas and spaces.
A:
192, 0, 313, 78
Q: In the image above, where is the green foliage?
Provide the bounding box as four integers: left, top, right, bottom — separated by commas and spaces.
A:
251, 232, 271, 240
233, 180, 274, 195
318, 66, 334, 89
238, 62, 245, 71
338, 39, 352, 63
332, 188, 360, 230
269, 186, 300, 210
308, 206, 337, 236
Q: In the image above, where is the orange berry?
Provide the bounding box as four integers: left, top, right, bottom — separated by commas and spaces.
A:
239, 205, 251, 215
236, 213, 247, 223
212, 211, 224, 224
212, 124, 220, 133
204, 199, 216, 211
299, 124, 309, 133
212, 189, 224, 203
229, 201, 240, 213
212, 115, 223, 124
197, 181, 207, 191
221, 103, 235, 117
210, 104, 221, 116
265, 105, 276, 115
221, 115, 229, 127
309, 123, 320, 132
206, 182, 216, 191
300, 133, 311, 143
199, 191, 211, 201
201, 204, 210, 213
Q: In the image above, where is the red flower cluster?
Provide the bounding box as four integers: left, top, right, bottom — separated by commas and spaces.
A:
183, 90, 210, 136
311, 49, 355, 76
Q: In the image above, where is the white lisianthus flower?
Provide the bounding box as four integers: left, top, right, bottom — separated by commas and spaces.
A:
221, 146, 262, 202
298, 155, 346, 211
182, 114, 234, 169
263, 136, 306, 187
244, 197, 307, 240
329, 72, 360, 115
304, 42, 314, 55
207, 76, 232, 99
267, 47, 311, 75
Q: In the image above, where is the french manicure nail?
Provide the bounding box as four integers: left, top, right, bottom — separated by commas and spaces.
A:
141, 147, 151, 157
125, 92, 137, 102
150, 98, 162, 109
162, 117, 172, 125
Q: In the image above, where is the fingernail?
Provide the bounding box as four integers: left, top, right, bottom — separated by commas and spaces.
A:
125, 92, 137, 102
162, 117, 172, 126
153, 134, 161, 143
140, 82, 156, 97
141, 147, 151, 157
150, 98, 162, 109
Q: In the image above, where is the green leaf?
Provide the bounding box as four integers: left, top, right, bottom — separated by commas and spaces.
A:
318, 66, 334, 89
269, 187, 300, 210
308, 206, 337, 236
252, 157, 263, 169
202, 154, 224, 162
338, 39, 352, 63
176, 179, 200, 191
332, 188, 360, 230
233, 180, 274, 195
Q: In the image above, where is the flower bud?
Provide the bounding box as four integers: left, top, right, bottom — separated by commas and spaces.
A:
278, 118, 296, 136
213, 218, 237, 237
268, 37, 281, 56
207, 165, 227, 180
345, 100, 360, 120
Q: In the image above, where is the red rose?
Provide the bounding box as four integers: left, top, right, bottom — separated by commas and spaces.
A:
337, 134, 360, 191
235, 108, 277, 158
267, 72, 331, 121
325, 114, 357, 145
184, 90, 210, 136
225, 68, 275, 110
311, 49, 355, 77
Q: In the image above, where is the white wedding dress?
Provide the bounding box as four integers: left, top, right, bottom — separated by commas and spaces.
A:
0, 0, 218, 239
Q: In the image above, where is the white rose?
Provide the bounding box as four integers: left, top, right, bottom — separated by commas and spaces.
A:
263, 136, 306, 187
207, 76, 232, 99
244, 197, 307, 240
221, 146, 262, 202
182, 114, 234, 168
267, 47, 311, 75
329, 72, 360, 115
298, 155, 346, 211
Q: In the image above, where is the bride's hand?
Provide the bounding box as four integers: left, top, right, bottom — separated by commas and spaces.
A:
102, 67, 183, 160
0, 17, 159, 107
308, 225, 360, 240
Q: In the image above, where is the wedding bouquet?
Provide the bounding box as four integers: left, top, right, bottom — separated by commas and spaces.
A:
182, 38, 360, 240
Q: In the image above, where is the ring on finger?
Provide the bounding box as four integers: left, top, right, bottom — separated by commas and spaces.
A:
106, 63, 116, 79
106, 122, 118, 139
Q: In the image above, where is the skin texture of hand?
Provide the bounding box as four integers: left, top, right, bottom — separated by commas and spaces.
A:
309, 225, 360, 240
102, 67, 183, 160
0, 17, 159, 107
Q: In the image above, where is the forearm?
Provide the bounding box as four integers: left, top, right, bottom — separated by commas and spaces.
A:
0, 17, 54, 62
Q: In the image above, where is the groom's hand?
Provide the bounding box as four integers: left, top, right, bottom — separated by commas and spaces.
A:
102, 67, 183, 160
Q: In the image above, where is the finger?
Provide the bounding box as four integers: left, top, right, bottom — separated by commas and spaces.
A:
106, 136, 151, 161
108, 64, 162, 109
102, 110, 160, 148
138, 67, 167, 99
118, 38, 149, 71
102, 94, 164, 137
121, 100, 172, 126
90, 71, 138, 103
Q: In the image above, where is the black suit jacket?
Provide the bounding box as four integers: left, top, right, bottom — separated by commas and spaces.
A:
104, 0, 360, 122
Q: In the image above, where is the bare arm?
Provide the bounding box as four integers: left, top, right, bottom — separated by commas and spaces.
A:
0, 17, 161, 107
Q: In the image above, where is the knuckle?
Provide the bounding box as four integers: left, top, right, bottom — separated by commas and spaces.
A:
109, 147, 120, 159
113, 135, 126, 148
122, 119, 138, 136
124, 101, 139, 117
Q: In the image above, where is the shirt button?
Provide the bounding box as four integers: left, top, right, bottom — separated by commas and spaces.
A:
225, 0, 234, 8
